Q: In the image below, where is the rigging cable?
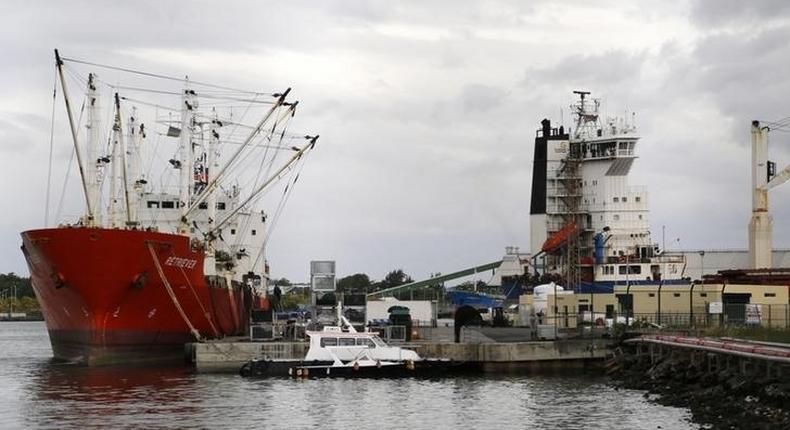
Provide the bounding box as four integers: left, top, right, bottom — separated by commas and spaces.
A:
252, 151, 309, 271
61, 56, 273, 96
45, 72, 58, 226
233, 115, 296, 249
54, 100, 86, 222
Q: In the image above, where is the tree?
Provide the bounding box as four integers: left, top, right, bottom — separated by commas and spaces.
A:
370, 269, 414, 293
272, 278, 292, 287
0, 273, 35, 298
336, 273, 371, 293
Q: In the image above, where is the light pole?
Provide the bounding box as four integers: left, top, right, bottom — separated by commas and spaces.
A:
699, 250, 706, 283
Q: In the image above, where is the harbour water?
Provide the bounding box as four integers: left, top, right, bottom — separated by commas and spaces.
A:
0, 322, 697, 429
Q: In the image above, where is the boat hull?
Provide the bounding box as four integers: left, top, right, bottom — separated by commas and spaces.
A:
240, 358, 473, 378
21, 227, 250, 365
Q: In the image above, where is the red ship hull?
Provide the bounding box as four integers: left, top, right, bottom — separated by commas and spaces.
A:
20, 227, 252, 365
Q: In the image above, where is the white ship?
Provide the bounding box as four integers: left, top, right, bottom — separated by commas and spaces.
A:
529, 91, 686, 291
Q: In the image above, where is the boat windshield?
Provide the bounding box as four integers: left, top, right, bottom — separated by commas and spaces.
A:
355, 338, 375, 348
371, 336, 387, 347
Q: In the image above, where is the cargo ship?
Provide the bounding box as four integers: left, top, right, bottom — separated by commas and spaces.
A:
529, 91, 687, 292
20, 51, 317, 364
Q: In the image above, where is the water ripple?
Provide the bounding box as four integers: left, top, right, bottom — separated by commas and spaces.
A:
0, 322, 697, 429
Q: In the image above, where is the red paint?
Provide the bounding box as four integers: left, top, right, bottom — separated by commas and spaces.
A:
21, 227, 258, 364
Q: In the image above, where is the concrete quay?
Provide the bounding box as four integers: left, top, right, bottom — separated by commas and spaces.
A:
189, 337, 609, 374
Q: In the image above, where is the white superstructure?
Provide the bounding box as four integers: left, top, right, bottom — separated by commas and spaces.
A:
529, 92, 684, 286
52, 51, 318, 293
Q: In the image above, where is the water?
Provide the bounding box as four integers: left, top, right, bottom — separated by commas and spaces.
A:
0, 322, 697, 429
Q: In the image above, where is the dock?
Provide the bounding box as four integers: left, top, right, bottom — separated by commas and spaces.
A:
188, 337, 610, 373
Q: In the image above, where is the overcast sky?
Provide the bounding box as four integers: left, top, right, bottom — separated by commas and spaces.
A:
1, 0, 789, 283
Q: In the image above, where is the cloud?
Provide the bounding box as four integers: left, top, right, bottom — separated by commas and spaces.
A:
690, 0, 790, 28
460, 84, 507, 113
523, 50, 647, 92
1, 1, 789, 284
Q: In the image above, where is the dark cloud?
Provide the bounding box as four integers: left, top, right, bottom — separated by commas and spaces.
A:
460, 84, 507, 113
523, 50, 647, 92
2, 1, 789, 283
691, 0, 790, 27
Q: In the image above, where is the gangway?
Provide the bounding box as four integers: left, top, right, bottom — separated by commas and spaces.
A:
366, 261, 502, 299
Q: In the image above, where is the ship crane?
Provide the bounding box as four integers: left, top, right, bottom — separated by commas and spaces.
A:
748, 120, 790, 269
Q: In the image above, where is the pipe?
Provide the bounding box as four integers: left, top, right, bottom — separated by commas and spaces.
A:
657, 281, 663, 325
625, 337, 790, 364
689, 281, 696, 327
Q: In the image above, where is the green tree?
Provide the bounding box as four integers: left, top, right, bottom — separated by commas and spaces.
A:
336, 273, 371, 293
0, 272, 34, 298
280, 290, 309, 310
272, 278, 292, 287
370, 269, 414, 293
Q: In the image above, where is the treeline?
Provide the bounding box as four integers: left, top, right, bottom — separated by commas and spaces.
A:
273, 268, 447, 303
0, 272, 39, 313
272, 269, 419, 294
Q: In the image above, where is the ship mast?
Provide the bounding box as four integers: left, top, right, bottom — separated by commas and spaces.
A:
183, 88, 292, 222
204, 114, 220, 276
54, 49, 95, 225
178, 85, 197, 234
85, 73, 102, 226
127, 107, 144, 226
108, 96, 122, 228
114, 93, 133, 227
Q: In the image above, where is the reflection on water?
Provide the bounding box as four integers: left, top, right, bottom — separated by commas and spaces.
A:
0, 322, 698, 429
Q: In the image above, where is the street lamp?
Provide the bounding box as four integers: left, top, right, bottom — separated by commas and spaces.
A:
698, 250, 706, 283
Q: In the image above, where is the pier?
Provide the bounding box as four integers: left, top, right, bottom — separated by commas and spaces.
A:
622, 334, 790, 375
189, 336, 609, 373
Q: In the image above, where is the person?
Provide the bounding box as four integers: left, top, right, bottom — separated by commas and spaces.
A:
273, 285, 282, 311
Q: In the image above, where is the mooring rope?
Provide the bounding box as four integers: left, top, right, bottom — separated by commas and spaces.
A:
178, 266, 221, 338
147, 242, 204, 342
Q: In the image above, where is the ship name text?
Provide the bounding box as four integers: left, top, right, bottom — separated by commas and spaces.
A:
164, 256, 198, 269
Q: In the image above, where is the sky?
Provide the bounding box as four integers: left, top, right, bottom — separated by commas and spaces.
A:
1, 0, 789, 283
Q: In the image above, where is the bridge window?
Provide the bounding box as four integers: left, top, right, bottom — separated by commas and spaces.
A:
338, 338, 356, 346
251, 229, 257, 236
613, 197, 619, 203
648, 293, 655, 297
635, 196, 641, 202
765, 293, 776, 297
356, 338, 375, 347
622, 197, 627, 202
161, 201, 175, 209
320, 337, 338, 347
673, 293, 681, 297
146, 201, 160, 208
618, 265, 641, 275
230, 229, 236, 235
217, 202, 226, 210
198, 202, 208, 209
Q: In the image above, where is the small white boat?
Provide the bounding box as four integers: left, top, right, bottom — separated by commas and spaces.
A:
240, 319, 460, 378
